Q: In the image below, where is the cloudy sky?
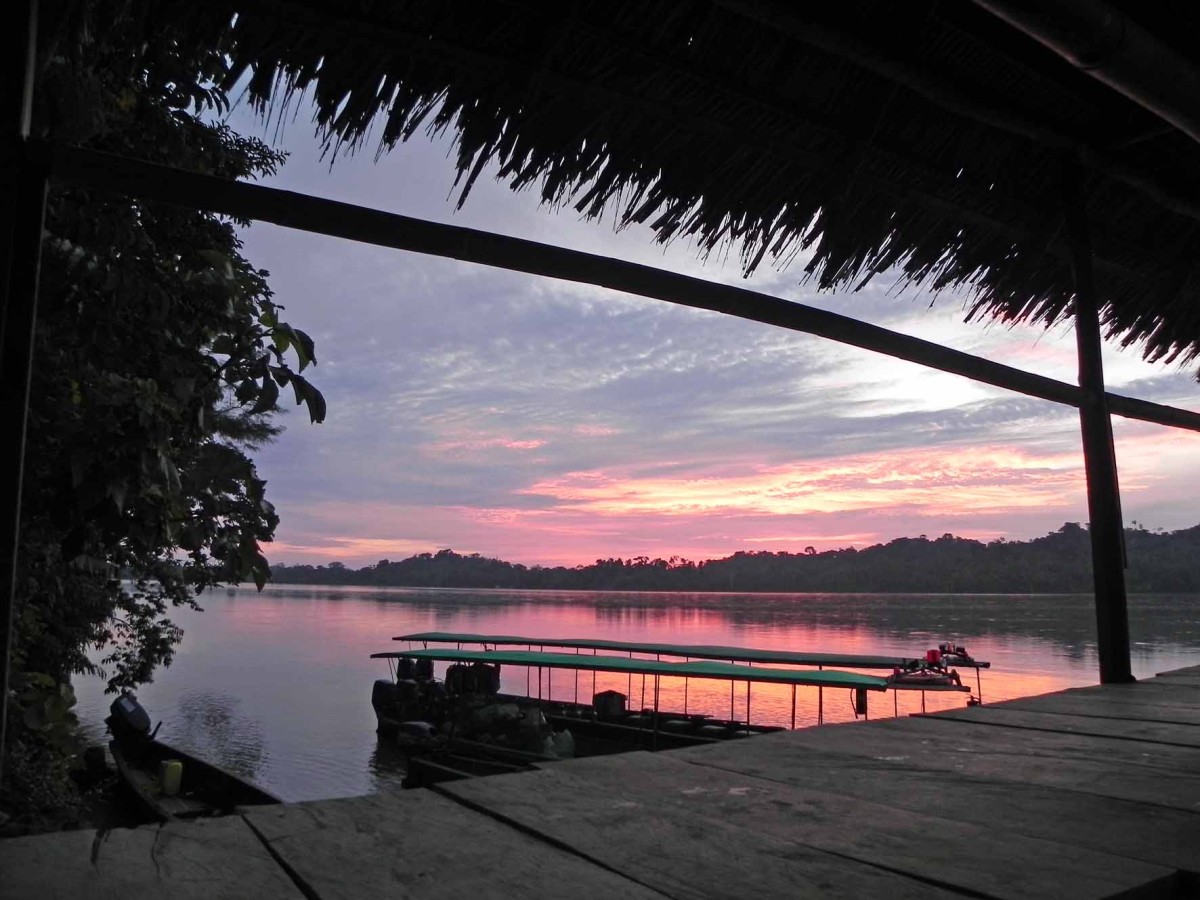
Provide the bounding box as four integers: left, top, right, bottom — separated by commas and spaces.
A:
227, 104, 1200, 569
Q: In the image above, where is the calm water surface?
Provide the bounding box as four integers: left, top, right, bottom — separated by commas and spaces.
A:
73, 586, 1200, 802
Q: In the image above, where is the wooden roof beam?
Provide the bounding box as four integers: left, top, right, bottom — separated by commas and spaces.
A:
717, 0, 1200, 225
237, 0, 1197, 267
41, 140, 1200, 436
977, 0, 1200, 148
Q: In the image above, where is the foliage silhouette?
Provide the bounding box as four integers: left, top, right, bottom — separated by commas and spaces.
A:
270, 523, 1200, 594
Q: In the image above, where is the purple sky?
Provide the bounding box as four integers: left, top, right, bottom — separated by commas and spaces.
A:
227, 102, 1200, 568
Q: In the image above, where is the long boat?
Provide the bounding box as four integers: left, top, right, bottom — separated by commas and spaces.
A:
391, 630, 990, 702
371, 645, 896, 731
370, 635, 978, 786
393, 631, 992, 671
106, 693, 281, 821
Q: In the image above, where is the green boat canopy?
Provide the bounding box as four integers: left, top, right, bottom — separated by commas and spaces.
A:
371, 647, 891, 691
392, 631, 989, 670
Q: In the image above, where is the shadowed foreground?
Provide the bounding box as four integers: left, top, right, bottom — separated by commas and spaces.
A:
5, 665, 1199, 899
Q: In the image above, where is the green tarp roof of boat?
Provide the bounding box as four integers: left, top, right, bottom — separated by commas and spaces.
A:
370, 647, 891, 691
391, 631, 989, 669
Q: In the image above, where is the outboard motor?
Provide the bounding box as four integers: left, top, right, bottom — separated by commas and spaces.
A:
106, 692, 157, 756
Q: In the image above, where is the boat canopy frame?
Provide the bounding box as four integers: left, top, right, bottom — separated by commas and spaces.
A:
393, 631, 991, 670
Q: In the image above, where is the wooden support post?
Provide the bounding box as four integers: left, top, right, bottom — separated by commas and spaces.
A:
1063, 160, 1133, 685
790, 684, 796, 730
0, 0, 42, 786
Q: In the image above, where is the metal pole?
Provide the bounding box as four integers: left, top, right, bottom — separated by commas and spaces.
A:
652, 674, 660, 751
0, 0, 42, 788
684, 670, 689, 715
818, 663, 823, 725
791, 685, 796, 729
1063, 158, 1133, 685
730, 659, 735, 721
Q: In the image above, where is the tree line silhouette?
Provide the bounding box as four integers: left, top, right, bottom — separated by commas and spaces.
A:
269, 522, 1200, 593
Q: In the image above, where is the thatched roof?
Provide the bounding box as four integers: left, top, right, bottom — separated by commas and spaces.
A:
55, 0, 1200, 375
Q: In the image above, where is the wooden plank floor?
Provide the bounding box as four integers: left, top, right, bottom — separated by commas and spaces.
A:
0, 815, 305, 900
5, 664, 1199, 899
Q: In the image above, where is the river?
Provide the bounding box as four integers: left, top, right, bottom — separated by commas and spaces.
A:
72, 586, 1200, 802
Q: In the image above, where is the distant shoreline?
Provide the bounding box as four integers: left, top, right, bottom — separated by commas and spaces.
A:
264, 523, 1200, 594
248, 582, 1194, 597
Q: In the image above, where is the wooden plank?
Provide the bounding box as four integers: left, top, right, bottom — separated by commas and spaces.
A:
1157, 664, 1200, 678
925, 705, 1200, 747
1148, 674, 1200, 688
830, 715, 1200, 776
996, 693, 1200, 726
0, 816, 304, 900
668, 742, 1200, 874
451, 751, 1176, 900
242, 788, 665, 900
674, 720, 1200, 810
439, 766, 967, 900
1089, 682, 1200, 705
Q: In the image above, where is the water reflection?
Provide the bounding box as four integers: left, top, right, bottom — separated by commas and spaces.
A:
71, 585, 1200, 803
169, 691, 267, 782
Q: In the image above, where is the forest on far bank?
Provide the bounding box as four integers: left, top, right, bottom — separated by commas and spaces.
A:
268, 522, 1200, 594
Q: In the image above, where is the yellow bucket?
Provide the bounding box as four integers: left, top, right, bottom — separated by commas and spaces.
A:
158, 759, 183, 797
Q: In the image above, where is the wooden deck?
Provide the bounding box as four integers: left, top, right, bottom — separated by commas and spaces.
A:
5, 664, 1200, 899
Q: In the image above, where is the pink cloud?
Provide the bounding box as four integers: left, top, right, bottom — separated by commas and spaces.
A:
518, 445, 1087, 518
573, 424, 622, 437
266, 427, 1197, 568
423, 435, 547, 457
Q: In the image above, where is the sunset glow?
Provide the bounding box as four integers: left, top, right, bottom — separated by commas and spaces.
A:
519, 446, 1084, 517
231, 113, 1200, 570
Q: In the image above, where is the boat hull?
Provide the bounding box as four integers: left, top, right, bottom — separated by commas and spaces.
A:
109, 737, 280, 821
